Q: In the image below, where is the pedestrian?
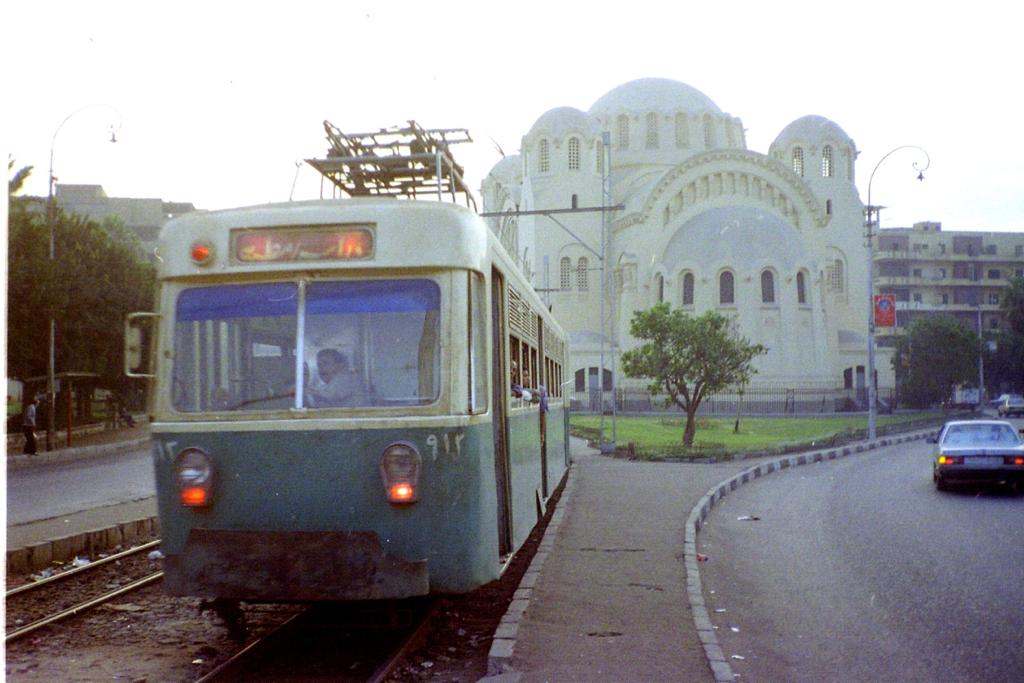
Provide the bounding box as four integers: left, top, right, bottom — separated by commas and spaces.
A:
22, 395, 39, 455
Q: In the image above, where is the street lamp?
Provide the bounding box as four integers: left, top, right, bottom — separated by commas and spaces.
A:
45, 104, 122, 449
864, 145, 930, 440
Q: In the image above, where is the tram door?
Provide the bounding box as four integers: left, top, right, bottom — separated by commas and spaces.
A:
490, 268, 513, 557
537, 315, 548, 497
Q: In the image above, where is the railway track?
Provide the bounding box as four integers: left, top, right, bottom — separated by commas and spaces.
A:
194, 599, 437, 682
5, 539, 164, 643
7, 538, 437, 681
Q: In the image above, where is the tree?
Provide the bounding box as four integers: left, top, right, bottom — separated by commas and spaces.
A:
984, 331, 1024, 394
1001, 276, 1024, 337
893, 315, 978, 408
7, 162, 156, 400
987, 277, 1024, 394
620, 303, 766, 447
8, 155, 33, 195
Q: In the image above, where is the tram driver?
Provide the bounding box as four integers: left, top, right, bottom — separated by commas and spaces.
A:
308, 348, 368, 407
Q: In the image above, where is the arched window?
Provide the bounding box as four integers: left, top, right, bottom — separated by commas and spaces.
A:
655, 273, 664, 302
796, 271, 807, 304
821, 145, 834, 177
577, 257, 589, 290
828, 259, 844, 292
539, 139, 550, 173
560, 257, 572, 290
682, 272, 695, 305
675, 113, 689, 147
568, 137, 580, 170
617, 115, 630, 150
703, 114, 715, 149
719, 271, 734, 304
761, 270, 775, 303
792, 147, 804, 176
826, 199, 833, 215
646, 112, 659, 148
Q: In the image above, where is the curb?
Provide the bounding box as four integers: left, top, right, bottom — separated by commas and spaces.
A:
6, 515, 160, 575
684, 428, 938, 682
7, 435, 156, 575
482, 462, 578, 681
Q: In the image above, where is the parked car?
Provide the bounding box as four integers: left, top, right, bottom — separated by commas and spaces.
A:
930, 420, 1024, 492
989, 393, 1022, 409
997, 396, 1024, 418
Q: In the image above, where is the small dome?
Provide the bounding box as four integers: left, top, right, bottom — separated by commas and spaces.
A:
772, 115, 854, 151
662, 206, 808, 272
486, 154, 522, 183
527, 107, 599, 138
589, 78, 722, 117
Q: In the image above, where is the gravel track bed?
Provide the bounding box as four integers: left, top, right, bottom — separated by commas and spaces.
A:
5, 478, 562, 682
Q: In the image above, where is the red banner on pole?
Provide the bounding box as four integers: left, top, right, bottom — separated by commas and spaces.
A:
874, 294, 896, 327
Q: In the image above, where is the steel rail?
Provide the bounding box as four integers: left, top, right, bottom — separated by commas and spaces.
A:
366, 602, 437, 683
5, 571, 164, 643
6, 539, 161, 598
192, 611, 306, 683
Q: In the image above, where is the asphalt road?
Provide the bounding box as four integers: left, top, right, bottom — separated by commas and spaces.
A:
6, 445, 155, 526
699, 429, 1024, 683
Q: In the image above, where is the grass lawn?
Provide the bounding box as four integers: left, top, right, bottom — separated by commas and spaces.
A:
569, 412, 949, 459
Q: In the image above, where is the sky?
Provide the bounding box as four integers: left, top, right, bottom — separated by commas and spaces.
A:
4, 0, 1022, 232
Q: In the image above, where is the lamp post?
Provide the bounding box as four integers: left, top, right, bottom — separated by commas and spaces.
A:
864, 145, 930, 440
976, 302, 985, 406
45, 104, 122, 450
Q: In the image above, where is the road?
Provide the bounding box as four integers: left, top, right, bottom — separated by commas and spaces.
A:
6, 446, 155, 526
699, 425, 1024, 683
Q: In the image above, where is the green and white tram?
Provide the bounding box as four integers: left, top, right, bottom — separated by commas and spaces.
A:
127, 198, 569, 603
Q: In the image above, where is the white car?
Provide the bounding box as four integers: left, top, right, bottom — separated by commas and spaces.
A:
997, 397, 1024, 418
989, 393, 1022, 409
930, 420, 1024, 492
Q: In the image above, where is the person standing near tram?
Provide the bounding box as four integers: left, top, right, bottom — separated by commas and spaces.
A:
22, 395, 39, 455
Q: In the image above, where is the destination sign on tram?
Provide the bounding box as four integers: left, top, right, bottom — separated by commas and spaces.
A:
232, 225, 374, 262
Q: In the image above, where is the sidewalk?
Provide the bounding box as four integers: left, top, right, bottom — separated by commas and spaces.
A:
487, 440, 762, 683
5, 419, 156, 574
483, 430, 936, 683
6, 418, 152, 469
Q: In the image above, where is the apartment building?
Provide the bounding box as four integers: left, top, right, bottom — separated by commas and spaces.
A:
47, 184, 198, 260
874, 221, 1024, 344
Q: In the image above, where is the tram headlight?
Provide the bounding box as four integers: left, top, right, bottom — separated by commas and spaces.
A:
175, 447, 214, 507
380, 442, 421, 504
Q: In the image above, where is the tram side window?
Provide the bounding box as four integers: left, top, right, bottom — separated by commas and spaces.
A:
520, 340, 533, 389
509, 334, 522, 391
544, 357, 562, 398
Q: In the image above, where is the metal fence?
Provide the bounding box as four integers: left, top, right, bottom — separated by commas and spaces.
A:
569, 385, 898, 415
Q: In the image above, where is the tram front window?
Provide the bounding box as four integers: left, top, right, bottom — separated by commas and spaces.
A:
173, 279, 441, 412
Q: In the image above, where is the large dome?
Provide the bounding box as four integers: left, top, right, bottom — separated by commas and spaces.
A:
589, 78, 722, 116
662, 206, 809, 272
527, 106, 599, 138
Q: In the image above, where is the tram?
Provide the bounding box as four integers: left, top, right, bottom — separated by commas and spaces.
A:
126, 197, 569, 605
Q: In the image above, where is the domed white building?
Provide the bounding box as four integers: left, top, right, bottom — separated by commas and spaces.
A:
481, 78, 888, 409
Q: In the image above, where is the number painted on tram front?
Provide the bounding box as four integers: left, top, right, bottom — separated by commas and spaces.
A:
425, 430, 465, 462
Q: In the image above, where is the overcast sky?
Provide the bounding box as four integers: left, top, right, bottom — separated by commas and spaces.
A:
5, 0, 1022, 232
